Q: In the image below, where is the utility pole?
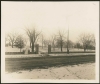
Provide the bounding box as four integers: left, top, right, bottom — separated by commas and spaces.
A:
67, 24, 69, 54
66, 15, 71, 54
42, 34, 43, 49
66, 14, 73, 54
20, 36, 21, 52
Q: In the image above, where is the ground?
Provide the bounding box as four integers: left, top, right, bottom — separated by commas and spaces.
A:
5, 46, 95, 52
5, 46, 95, 80
5, 62, 95, 80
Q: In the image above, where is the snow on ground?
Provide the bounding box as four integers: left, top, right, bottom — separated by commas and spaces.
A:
5, 46, 95, 52
5, 63, 95, 80
5, 53, 94, 58
5, 46, 25, 52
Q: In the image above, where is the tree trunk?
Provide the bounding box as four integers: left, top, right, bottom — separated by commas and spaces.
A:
60, 40, 63, 52
67, 45, 69, 54
61, 44, 62, 52
67, 48, 69, 54
86, 45, 88, 51
84, 48, 86, 52
32, 42, 34, 52
53, 43, 55, 51
42, 42, 43, 49
30, 42, 31, 48
12, 42, 13, 48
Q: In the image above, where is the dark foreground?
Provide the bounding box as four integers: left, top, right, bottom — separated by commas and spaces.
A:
5, 55, 95, 72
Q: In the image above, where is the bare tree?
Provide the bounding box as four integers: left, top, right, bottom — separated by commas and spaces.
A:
5, 34, 9, 47
91, 34, 95, 47
64, 40, 74, 48
79, 33, 95, 52
50, 34, 56, 51
14, 35, 25, 52
40, 34, 44, 49
42, 39, 51, 47
56, 30, 66, 52
7, 32, 18, 48
24, 27, 41, 52
74, 42, 82, 50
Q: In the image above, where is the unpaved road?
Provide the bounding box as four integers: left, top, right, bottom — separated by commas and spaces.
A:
5, 63, 95, 80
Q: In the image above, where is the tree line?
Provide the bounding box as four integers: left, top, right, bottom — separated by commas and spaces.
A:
5, 27, 95, 52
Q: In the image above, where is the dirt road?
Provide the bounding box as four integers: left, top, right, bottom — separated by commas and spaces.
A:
5, 63, 95, 80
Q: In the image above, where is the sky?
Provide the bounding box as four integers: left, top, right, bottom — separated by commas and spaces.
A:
1, 1, 99, 42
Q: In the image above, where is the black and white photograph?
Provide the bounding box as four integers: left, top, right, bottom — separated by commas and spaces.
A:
1, 1, 99, 83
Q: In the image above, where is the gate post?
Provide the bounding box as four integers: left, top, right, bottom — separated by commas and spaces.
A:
25, 47, 28, 55
35, 44, 39, 54
48, 45, 51, 54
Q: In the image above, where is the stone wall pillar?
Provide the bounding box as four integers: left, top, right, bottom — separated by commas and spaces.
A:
48, 45, 51, 54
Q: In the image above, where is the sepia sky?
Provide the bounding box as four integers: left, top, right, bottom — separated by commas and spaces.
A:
1, 1, 99, 42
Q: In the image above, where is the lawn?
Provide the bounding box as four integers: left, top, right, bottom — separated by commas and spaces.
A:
5, 55, 95, 73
